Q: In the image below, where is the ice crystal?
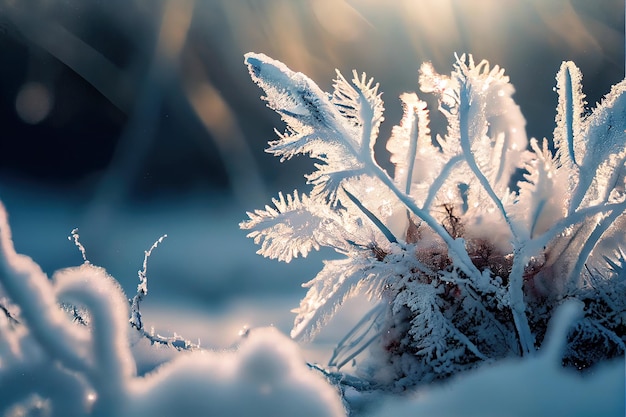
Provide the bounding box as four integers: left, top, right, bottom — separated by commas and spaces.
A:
242, 52, 626, 389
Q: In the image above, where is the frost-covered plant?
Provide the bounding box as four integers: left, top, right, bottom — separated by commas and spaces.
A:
241, 53, 626, 389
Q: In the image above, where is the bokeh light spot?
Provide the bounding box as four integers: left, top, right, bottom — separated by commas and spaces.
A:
15, 82, 53, 125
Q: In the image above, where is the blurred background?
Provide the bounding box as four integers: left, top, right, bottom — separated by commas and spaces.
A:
0, 0, 623, 355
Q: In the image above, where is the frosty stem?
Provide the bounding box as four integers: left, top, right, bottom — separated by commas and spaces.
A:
422, 154, 464, 211
457, 81, 520, 246
528, 200, 626, 256
508, 250, 535, 354
457, 79, 534, 354
342, 186, 398, 243
568, 208, 622, 291
130, 234, 167, 331
371, 162, 482, 279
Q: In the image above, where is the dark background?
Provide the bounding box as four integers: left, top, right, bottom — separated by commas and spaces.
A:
0, 0, 623, 315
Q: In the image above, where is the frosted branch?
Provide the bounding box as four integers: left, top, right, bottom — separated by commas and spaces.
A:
130, 234, 167, 331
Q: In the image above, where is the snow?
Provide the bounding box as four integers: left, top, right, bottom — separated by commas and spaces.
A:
126, 327, 345, 417
369, 352, 624, 417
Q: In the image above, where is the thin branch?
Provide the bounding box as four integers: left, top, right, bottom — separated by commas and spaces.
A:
342, 187, 398, 244
68, 228, 89, 264
126, 235, 198, 351
422, 154, 464, 211
371, 163, 482, 281
130, 235, 167, 331
457, 79, 520, 245
135, 327, 200, 351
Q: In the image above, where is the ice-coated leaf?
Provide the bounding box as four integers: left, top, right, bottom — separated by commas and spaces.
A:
245, 52, 384, 204
554, 62, 586, 170
291, 256, 391, 341
539, 72, 626, 292
386, 93, 434, 197
454, 55, 528, 193
392, 278, 489, 373
553, 62, 626, 213
332, 70, 385, 159
575, 78, 626, 210
240, 191, 345, 263
513, 139, 570, 239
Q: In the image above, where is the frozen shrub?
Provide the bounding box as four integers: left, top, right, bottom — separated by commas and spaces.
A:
241, 53, 626, 390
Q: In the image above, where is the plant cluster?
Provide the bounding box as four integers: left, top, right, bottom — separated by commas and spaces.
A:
241, 52, 626, 389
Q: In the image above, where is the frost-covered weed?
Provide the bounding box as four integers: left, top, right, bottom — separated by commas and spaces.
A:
242, 53, 626, 389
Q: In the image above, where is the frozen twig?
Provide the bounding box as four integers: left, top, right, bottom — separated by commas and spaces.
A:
129, 234, 167, 331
